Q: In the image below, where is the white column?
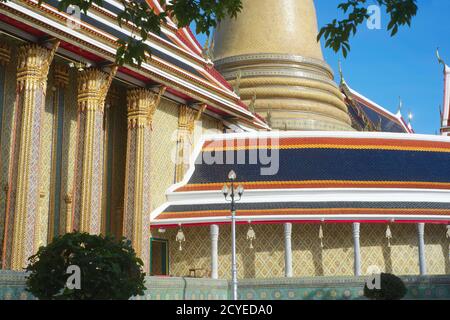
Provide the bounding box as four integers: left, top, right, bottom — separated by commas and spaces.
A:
352, 223, 362, 276
210, 224, 219, 279
417, 223, 427, 275
284, 223, 293, 278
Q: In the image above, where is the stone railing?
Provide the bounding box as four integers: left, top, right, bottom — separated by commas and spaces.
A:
1, 271, 449, 300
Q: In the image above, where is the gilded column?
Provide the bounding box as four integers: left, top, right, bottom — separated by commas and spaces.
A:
72, 66, 117, 234
2, 42, 59, 270
175, 104, 206, 182
123, 86, 165, 273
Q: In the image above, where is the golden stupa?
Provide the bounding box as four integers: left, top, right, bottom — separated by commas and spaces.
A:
213, 0, 354, 131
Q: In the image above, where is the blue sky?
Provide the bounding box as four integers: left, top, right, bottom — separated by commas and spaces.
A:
194, 0, 449, 134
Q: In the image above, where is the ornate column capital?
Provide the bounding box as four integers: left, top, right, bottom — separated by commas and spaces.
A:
77, 66, 118, 112
148, 86, 166, 127
17, 41, 60, 91
352, 222, 361, 237
179, 103, 207, 134
54, 63, 70, 88
126, 88, 154, 128
0, 43, 11, 66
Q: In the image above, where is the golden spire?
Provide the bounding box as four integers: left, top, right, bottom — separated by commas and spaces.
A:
213, 0, 353, 131
214, 0, 323, 61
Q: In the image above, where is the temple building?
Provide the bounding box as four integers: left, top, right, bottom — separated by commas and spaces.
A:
0, 0, 449, 291
150, 0, 450, 280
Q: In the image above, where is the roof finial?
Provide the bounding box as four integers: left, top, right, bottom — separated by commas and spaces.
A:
338, 59, 346, 85
266, 109, 272, 127
233, 69, 242, 96
249, 91, 257, 113
408, 110, 413, 126
397, 96, 403, 114
437, 48, 446, 70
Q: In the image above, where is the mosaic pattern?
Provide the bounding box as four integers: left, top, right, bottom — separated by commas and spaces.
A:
159, 223, 448, 279
57, 68, 79, 236
149, 99, 179, 211
107, 85, 127, 239
1, 271, 449, 300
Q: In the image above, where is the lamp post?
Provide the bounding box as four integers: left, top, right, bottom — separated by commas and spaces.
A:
222, 170, 244, 301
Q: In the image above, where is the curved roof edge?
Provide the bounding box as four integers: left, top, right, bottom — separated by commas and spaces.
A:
151, 131, 450, 226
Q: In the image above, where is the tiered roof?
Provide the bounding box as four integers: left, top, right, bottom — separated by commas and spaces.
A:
151, 132, 450, 227
340, 80, 413, 133
0, 0, 269, 130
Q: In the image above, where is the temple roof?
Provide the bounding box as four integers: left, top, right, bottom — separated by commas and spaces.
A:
341, 83, 413, 133
151, 132, 450, 226
0, 0, 269, 130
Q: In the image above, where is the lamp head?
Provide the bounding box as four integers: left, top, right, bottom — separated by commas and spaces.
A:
237, 184, 244, 197
222, 184, 229, 197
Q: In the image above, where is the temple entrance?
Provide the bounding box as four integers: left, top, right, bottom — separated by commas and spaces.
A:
150, 238, 169, 276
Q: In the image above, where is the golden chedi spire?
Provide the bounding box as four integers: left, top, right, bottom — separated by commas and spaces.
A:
213, 0, 353, 131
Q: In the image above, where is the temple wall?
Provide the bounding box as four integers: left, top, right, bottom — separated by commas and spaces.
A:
150, 99, 179, 211
159, 223, 449, 279
0, 39, 228, 253
0, 40, 17, 247
1, 271, 450, 300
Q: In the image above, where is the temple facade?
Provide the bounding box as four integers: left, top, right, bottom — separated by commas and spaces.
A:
0, 0, 448, 286
0, 0, 267, 273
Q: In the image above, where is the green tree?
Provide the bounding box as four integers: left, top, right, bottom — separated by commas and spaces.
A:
40, 0, 243, 66
363, 273, 407, 300
25, 232, 146, 300
318, 0, 418, 57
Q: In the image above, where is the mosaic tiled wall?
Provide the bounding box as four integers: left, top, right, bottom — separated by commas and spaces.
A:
1, 271, 449, 300
150, 99, 179, 212
105, 84, 127, 239
0, 40, 18, 257
159, 223, 449, 279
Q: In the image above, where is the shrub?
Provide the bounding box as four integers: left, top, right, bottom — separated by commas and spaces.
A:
364, 273, 407, 300
25, 232, 146, 300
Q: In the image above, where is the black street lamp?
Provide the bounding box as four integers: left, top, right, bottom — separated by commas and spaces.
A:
222, 170, 244, 301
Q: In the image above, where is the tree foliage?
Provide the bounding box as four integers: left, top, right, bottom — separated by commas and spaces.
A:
363, 273, 407, 300
318, 0, 418, 57
39, 0, 243, 66
1, 0, 418, 63
25, 232, 146, 300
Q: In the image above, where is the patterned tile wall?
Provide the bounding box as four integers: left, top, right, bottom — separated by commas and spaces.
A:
0, 40, 17, 255
160, 223, 449, 279
38, 64, 55, 246
1, 271, 449, 300
107, 84, 127, 239
57, 67, 78, 236
150, 99, 179, 212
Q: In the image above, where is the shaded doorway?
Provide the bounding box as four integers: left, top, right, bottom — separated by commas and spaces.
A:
150, 238, 169, 276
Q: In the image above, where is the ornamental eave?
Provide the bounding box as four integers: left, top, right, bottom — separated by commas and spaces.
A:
0, 0, 267, 129
150, 132, 450, 225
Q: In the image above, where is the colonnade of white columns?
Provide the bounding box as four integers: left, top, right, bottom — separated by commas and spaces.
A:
207, 222, 431, 279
